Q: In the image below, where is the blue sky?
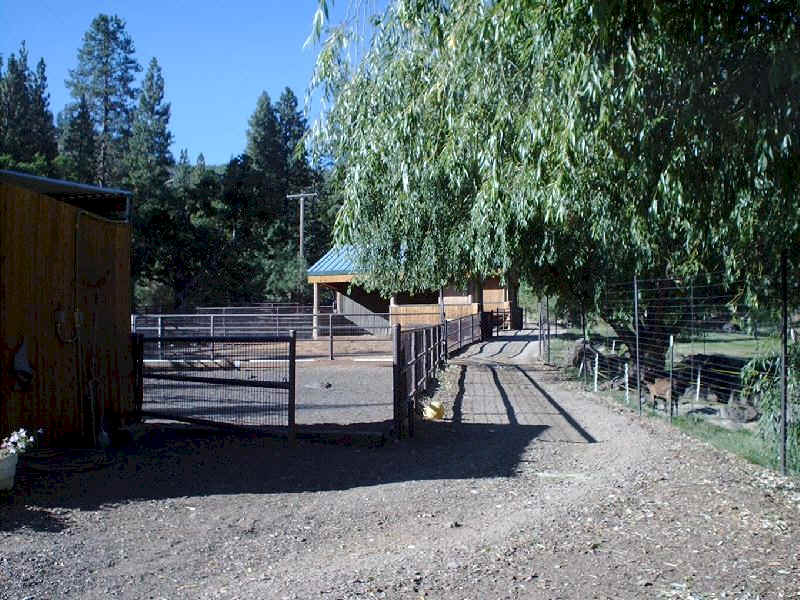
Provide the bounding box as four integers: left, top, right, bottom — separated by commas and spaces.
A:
1, 1, 346, 165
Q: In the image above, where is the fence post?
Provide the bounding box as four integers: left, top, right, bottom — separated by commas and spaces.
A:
593, 350, 599, 392
625, 363, 629, 404
158, 316, 164, 359
470, 313, 474, 343
539, 300, 543, 357
329, 313, 334, 360
780, 250, 788, 475
409, 330, 417, 438
695, 367, 701, 406
669, 335, 674, 421
634, 276, 642, 415
132, 333, 144, 418
582, 309, 588, 389
210, 315, 215, 360
444, 319, 450, 362
458, 316, 462, 351
288, 330, 296, 447
392, 324, 403, 438
546, 296, 551, 364
411, 330, 417, 398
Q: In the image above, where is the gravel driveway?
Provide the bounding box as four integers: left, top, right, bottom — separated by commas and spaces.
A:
2, 331, 798, 599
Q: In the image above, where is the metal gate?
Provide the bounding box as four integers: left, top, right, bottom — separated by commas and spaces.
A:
133, 333, 296, 440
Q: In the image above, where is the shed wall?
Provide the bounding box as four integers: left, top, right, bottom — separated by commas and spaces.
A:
0, 183, 133, 445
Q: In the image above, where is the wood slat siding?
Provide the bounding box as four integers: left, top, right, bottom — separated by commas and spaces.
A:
0, 183, 133, 445
390, 303, 478, 327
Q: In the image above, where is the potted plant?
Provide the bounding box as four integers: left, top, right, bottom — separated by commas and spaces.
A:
0, 428, 37, 490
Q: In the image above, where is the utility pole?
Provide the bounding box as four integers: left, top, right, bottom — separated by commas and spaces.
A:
286, 192, 318, 300
286, 192, 318, 261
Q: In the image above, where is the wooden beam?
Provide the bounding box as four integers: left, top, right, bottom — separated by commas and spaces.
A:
307, 274, 355, 284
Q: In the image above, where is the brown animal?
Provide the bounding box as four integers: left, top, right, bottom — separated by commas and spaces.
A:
646, 377, 676, 414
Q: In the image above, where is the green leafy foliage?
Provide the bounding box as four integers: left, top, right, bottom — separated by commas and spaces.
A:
309, 1, 799, 302
742, 342, 800, 472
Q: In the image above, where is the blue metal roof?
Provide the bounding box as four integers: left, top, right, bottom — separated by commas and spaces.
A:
308, 245, 359, 276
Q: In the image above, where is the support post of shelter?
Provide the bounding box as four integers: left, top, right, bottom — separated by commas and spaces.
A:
312, 282, 319, 339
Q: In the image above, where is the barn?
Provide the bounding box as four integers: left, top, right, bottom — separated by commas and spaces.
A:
0, 170, 135, 446
307, 245, 520, 330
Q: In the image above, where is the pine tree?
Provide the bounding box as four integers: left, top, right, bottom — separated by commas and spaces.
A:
126, 57, 173, 194
0, 42, 57, 174
245, 92, 284, 188
126, 57, 174, 294
67, 14, 140, 186
28, 58, 58, 164
275, 87, 310, 192
58, 95, 97, 183
0, 44, 31, 163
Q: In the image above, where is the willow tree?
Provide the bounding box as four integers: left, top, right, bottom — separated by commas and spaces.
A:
309, 0, 799, 366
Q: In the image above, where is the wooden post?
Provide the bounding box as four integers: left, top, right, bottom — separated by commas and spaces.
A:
582, 309, 588, 389
539, 300, 543, 357
780, 251, 788, 475
210, 315, 215, 360
411, 330, 417, 398
288, 330, 296, 447
409, 329, 417, 438
634, 276, 642, 416
329, 313, 334, 360
442, 319, 450, 362
546, 296, 550, 364
158, 316, 164, 359
669, 335, 674, 421
392, 324, 403, 438
625, 363, 629, 404
593, 351, 599, 392
458, 316, 462, 350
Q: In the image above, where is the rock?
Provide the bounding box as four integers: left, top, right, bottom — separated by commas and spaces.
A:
719, 403, 758, 423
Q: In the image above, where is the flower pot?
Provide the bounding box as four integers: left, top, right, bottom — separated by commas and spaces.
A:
0, 453, 19, 491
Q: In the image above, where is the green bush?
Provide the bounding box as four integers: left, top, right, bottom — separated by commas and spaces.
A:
742, 341, 800, 472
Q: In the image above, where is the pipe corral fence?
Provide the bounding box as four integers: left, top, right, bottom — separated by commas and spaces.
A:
132, 310, 512, 441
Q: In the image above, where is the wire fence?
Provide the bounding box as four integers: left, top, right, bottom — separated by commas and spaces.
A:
132, 311, 442, 341
134, 334, 296, 437
535, 276, 799, 473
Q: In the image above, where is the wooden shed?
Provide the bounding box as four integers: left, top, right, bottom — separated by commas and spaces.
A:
307, 246, 519, 329
0, 170, 134, 446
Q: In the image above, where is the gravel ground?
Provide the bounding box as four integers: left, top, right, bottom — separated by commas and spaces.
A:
296, 362, 393, 428
1, 332, 799, 599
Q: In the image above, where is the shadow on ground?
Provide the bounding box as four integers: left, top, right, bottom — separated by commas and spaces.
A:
1, 417, 548, 533
1, 360, 598, 534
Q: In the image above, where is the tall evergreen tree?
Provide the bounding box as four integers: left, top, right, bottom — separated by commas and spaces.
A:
275, 87, 310, 192
57, 95, 97, 183
0, 44, 31, 163
28, 58, 58, 164
0, 42, 58, 174
67, 14, 140, 185
245, 91, 284, 189
126, 57, 173, 193
126, 57, 174, 294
